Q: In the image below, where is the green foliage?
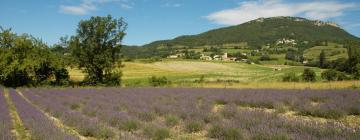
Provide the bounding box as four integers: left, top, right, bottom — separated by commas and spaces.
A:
259, 54, 272, 61
137, 17, 359, 58
282, 72, 300, 82
69, 15, 126, 85
298, 108, 345, 120
319, 50, 326, 68
208, 125, 243, 140
143, 125, 171, 140
353, 64, 360, 80
70, 103, 80, 110
149, 76, 171, 87
54, 68, 70, 85
185, 121, 203, 133
164, 115, 180, 127
302, 68, 316, 82
285, 48, 302, 62
120, 120, 139, 132
0, 27, 68, 87
321, 69, 338, 81
184, 49, 201, 59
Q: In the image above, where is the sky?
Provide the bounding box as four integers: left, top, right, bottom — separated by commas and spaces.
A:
0, 0, 359, 46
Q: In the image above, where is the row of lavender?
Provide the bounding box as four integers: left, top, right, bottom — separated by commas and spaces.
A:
8, 89, 79, 140
21, 88, 360, 140
0, 88, 15, 140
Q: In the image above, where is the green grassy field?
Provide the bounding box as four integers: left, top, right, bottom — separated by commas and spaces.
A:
69, 60, 325, 87
303, 44, 348, 61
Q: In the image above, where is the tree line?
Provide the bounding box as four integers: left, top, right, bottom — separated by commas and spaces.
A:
0, 15, 126, 87
283, 40, 360, 82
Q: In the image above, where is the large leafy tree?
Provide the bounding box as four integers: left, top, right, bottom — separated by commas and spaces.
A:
69, 15, 127, 85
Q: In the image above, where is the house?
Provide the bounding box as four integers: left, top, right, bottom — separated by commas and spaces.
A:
213, 55, 222, 60
168, 55, 178, 59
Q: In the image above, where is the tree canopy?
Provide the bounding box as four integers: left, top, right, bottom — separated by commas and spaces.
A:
69, 15, 127, 85
0, 27, 66, 87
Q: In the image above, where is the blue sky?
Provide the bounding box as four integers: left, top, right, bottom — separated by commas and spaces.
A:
0, 0, 359, 46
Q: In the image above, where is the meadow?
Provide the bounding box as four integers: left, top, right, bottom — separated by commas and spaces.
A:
69, 60, 330, 88
1, 87, 360, 140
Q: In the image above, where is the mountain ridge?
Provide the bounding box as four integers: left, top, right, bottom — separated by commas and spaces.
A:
143, 16, 359, 48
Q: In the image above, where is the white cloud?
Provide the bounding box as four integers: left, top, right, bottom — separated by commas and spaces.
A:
59, 0, 131, 15
120, 3, 133, 9
206, 0, 356, 25
60, 1, 96, 15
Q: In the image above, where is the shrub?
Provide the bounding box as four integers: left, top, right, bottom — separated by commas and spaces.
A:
298, 109, 345, 119
165, 115, 180, 127
70, 103, 80, 110
143, 126, 171, 140
185, 121, 203, 133
215, 99, 228, 105
259, 54, 271, 61
120, 120, 140, 132
103, 70, 122, 86
149, 76, 171, 87
208, 125, 243, 140
282, 72, 299, 82
54, 68, 70, 85
321, 69, 338, 81
302, 68, 316, 82
153, 128, 171, 140
97, 127, 115, 139
336, 71, 348, 81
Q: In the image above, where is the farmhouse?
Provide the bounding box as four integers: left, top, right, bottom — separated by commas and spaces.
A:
168, 55, 178, 59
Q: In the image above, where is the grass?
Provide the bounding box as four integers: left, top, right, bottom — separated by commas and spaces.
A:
69, 60, 327, 87
303, 44, 348, 61
66, 59, 360, 89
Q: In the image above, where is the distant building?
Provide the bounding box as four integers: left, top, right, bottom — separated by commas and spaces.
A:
200, 54, 212, 61
168, 55, 178, 59
276, 38, 296, 45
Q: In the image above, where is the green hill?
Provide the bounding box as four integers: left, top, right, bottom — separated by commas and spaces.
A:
125, 16, 360, 58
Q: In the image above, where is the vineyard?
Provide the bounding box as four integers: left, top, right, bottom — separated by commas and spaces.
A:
1, 88, 360, 140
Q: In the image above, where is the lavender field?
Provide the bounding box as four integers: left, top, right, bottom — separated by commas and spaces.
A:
1, 88, 360, 140
18, 88, 360, 140
0, 88, 14, 140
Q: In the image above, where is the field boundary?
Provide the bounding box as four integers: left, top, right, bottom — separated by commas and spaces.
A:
16, 90, 88, 140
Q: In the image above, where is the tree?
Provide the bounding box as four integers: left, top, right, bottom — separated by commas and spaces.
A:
319, 50, 326, 68
259, 54, 271, 61
69, 15, 127, 85
321, 69, 337, 81
0, 28, 67, 87
302, 68, 316, 82
346, 41, 360, 74
353, 64, 360, 80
